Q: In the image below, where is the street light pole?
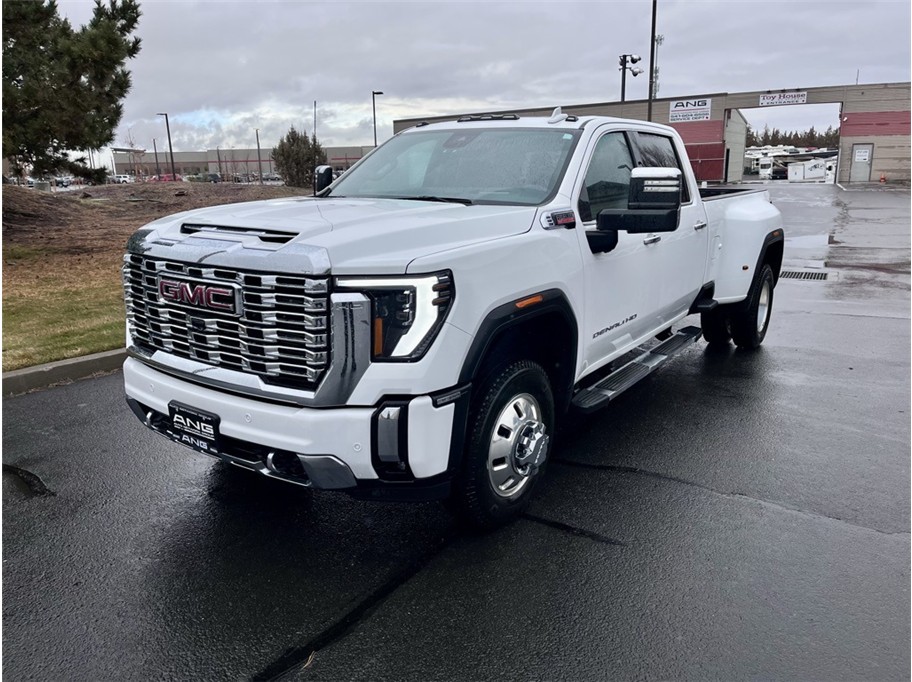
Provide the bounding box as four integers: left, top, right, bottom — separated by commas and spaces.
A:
621, 55, 628, 103
152, 138, 161, 178
157, 112, 177, 180
371, 90, 384, 147
618, 54, 643, 103
255, 128, 263, 185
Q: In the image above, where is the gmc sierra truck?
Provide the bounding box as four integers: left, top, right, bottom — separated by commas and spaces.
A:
123, 110, 784, 527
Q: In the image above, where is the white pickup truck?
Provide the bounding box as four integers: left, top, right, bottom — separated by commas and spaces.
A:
123, 111, 783, 527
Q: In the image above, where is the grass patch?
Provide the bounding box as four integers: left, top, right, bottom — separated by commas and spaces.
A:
2, 252, 125, 371
4, 244, 55, 261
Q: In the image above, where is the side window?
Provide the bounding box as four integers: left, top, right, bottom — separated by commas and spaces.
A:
634, 132, 690, 202
578, 132, 634, 223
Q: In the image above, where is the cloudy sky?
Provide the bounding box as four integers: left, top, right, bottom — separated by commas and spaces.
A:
58, 0, 910, 155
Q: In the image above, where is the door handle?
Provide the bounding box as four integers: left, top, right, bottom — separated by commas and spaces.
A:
643, 235, 661, 245
694, 221, 707, 231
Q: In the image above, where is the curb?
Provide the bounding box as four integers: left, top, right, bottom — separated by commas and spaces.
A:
3, 348, 126, 397
837, 181, 911, 192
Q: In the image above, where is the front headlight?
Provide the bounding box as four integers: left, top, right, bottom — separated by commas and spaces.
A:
334, 271, 453, 361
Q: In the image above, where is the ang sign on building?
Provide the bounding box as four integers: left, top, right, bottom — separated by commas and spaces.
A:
669, 98, 712, 122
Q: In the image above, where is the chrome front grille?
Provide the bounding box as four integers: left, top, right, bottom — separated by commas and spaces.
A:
123, 254, 330, 389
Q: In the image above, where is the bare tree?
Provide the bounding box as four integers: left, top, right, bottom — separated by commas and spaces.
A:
123, 127, 146, 177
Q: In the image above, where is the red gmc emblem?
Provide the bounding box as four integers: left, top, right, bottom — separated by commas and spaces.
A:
158, 277, 240, 315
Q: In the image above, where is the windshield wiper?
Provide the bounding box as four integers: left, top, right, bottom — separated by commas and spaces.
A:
392, 195, 473, 206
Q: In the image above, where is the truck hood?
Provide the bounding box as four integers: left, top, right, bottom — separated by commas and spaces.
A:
130, 196, 537, 275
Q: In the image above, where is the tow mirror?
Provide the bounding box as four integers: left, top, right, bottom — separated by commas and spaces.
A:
596, 167, 682, 234
314, 165, 334, 193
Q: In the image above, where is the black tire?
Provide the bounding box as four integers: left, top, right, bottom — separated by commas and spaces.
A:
700, 307, 731, 346
730, 263, 775, 349
450, 360, 555, 529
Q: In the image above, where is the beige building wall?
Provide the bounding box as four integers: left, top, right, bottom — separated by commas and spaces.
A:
724, 109, 748, 183
394, 82, 911, 184
113, 145, 366, 178
838, 135, 911, 183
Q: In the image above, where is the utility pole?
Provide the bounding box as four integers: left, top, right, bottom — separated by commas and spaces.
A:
653, 34, 664, 96
255, 129, 263, 185
313, 101, 318, 196
152, 138, 161, 177
647, 0, 658, 121
372, 90, 384, 146
157, 112, 177, 179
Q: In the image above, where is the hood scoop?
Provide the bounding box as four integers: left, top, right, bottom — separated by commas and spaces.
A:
180, 223, 297, 244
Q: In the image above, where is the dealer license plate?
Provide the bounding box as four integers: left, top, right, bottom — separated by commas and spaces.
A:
168, 401, 221, 456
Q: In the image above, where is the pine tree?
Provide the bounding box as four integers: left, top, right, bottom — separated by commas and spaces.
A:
272, 126, 327, 189
2, 0, 142, 180
746, 125, 759, 147
805, 126, 817, 147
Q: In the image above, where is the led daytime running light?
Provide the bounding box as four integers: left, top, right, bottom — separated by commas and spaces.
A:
335, 272, 453, 359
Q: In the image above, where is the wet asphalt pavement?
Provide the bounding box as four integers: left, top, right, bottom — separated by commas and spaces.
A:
3, 183, 910, 680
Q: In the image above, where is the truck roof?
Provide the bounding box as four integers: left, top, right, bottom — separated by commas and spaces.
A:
400, 111, 678, 135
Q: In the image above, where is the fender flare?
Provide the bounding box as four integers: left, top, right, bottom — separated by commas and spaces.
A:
440, 289, 579, 478
457, 288, 579, 388
755, 228, 785, 283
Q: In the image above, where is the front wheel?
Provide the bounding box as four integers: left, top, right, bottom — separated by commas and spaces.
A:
450, 360, 555, 529
730, 263, 775, 349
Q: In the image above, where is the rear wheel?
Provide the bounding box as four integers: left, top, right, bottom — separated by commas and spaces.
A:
450, 360, 554, 529
730, 263, 775, 349
700, 307, 731, 346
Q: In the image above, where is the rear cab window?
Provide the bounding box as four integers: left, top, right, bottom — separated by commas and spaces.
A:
632, 132, 691, 203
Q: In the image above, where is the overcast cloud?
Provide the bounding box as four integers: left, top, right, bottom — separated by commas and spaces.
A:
57, 0, 910, 157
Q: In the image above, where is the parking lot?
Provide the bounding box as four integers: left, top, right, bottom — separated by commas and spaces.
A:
3, 183, 909, 680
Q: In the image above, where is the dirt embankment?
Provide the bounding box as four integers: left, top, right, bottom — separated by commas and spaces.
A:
3, 182, 313, 256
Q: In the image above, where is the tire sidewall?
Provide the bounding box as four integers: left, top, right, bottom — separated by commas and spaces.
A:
701, 307, 731, 345
756, 268, 774, 337
460, 361, 555, 526
732, 264, 774, 348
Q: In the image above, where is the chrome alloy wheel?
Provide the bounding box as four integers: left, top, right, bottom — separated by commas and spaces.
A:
486, 393, 550, 499
757, 278, 771, 333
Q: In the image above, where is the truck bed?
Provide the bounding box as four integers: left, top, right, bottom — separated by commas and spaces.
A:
698, 185, 767, 201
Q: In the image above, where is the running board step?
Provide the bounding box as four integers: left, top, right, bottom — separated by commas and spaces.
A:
572, 326, 703, 413
692, 298, 718, 312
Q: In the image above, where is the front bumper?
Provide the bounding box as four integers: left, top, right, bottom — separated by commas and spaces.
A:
124, 357, 463, 500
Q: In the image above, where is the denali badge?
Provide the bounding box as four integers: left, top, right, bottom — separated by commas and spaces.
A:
158, 277, 241, 316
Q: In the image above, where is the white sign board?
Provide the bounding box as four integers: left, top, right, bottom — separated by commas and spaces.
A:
759, 92, 808, 107
669, 98, 711, 122
854, 148, 870, 163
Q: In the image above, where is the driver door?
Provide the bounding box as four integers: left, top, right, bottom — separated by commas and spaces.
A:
575, 129, 658, 374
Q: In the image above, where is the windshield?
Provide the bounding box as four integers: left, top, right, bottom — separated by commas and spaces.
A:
328, 127, 581, 206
